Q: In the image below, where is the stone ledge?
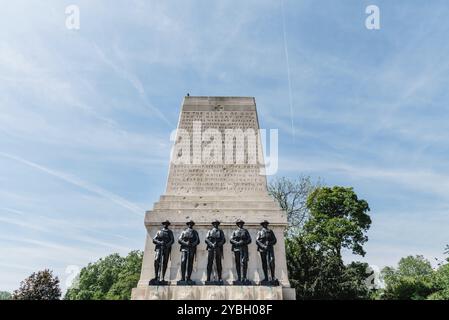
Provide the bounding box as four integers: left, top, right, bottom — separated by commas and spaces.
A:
153, 201, 280, 210
144, 211, 288, 226
131, 285, 296, 300
160, 195, 275, 201
146, 209, 286, 216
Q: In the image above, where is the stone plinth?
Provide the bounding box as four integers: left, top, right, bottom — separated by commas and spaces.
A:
136, 196, 291, 287
132, 97, 296, 300
132, 285, 295, 300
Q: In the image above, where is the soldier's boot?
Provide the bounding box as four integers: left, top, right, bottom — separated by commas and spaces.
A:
270, 261, 276, 281
235, 254, 242, 281
206, 266, 212, 282
180, 262, 186, 281
206, 251, 213, 282
161, 268, 167, 282
242, 263, 248, 282
217, 261, 223, 281
161, 256, 169, 282
262, 266, 269, 282
187, 257, 194, 281
261, 254, 269, 281
153, 260, 160, 281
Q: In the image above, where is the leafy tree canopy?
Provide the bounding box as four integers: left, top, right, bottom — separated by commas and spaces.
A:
282, 183, 372, 299
381, 255, 435, 300
286, 234, 371, 299
305, 186, 371, 257
65, 250, 143, 300
0, 291, 12, 300
12, 269, 61, 300
428, 263, 449, 300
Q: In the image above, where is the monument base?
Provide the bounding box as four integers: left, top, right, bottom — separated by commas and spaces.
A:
232, 280, 253, 286
259, 279, 280, 286
149, 279, 169, 286
177, 280, 197, 286
205, 280, 224, 286
132, 286, 296, 300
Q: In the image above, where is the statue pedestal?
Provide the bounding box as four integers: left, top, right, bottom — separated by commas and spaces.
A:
133, 195, 296, 300
132, 285, 296, 300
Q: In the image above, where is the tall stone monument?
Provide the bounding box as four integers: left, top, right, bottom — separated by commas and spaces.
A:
132, 96, 296, 300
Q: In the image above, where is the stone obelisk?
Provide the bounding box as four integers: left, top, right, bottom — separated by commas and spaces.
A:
132, 96, 295, 300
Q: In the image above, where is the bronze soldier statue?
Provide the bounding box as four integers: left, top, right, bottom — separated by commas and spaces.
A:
256, 220, 279, 285
150, 220, 174, 285
178, 220, 200, 285
205, 219, 226, 284
230, 219, 252, 285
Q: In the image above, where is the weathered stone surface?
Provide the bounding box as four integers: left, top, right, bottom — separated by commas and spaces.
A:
132, 96, 295, 300
131, 285, 292, 300
166, 97, 266, 196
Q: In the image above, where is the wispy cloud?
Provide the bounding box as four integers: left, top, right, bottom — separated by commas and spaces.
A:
93, 44, 173, 127
0, 152, 144, 216
281, 156, 449, 202
280, 0, 295, 139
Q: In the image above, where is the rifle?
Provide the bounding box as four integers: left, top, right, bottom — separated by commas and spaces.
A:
158, 246, 165, 281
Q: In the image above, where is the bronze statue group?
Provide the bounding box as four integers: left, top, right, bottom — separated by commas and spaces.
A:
149, 219, 279, 286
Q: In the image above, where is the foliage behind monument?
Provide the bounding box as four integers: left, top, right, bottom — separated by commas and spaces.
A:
12, 269, 61, 300
65, 250, 142, 300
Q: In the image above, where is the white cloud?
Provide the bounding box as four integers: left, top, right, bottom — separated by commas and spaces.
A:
0, 152, 145, 216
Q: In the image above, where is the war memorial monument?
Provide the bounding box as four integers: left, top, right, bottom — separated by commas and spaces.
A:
132, 96, 296, 300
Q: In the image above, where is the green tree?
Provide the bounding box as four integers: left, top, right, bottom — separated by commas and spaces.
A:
0, 291, 12, 300
65, 250, 143, 300
428, 246, 449, 299
428, 263, 449, 300
12, 269, 61, 300
283, 184, 372, 299
286, 234, 371, 299
382, 255, 434, 300
305, 186, 371, 258
107, 250, 143, 300
341, 262, 372, 299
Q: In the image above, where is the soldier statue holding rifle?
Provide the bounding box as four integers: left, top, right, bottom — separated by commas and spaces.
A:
256, 220, 279, 286
205, 219, 226, 284
149, 220, 174, 285
230, 219, 252, 285
177, 220, 200, 285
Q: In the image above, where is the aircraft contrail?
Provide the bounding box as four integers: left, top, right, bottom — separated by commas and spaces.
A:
281, 0, 295, 139
0, 152, 144, 216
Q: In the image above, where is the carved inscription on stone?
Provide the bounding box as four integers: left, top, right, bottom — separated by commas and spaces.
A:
166, 108, 268, 195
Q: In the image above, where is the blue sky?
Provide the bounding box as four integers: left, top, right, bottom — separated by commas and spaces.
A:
1, 0, 449, 292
